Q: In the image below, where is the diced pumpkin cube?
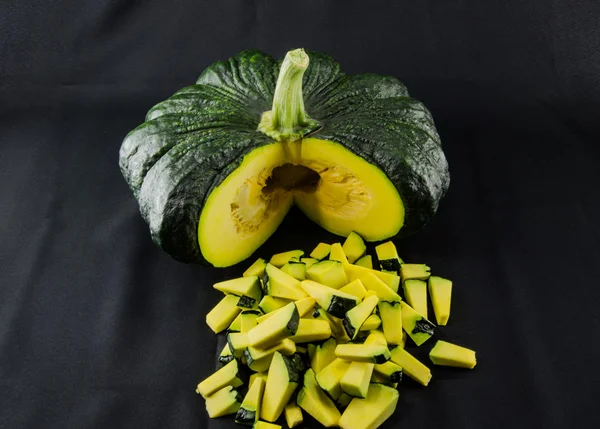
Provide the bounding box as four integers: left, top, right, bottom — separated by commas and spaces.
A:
373, 360, 403, 383
204, 386, 243, 418
343, 294, 379, 340
300, 280, 358, 319
307, 337, 337, 374
214, 276, 262, 309
269, 250, 304, 267
429, 340, 476, 369
344, 264, 400, 293
264, 264, 308, 300
244, 338, 296, 366
244, 258, 267, 278
235, 376, 265, 425
400, 263, 431, 281
247, 302, 299, 349
342, 232, 367, 263
428, 276, 452, 326
329, 243, 349, 264
370, 371, 398, 388
306, 260, 348, 289
248, 372, 267, 390
340, 361, 374, 398
401, 301, 435, 346
281, 262, 307, 280
196, 359, 246, 398
339, 279, 368, 300
339, 383, 399, 429
364, 330, 387, 346
354, 255, 373, 269
310, 243, 332, 260
335, 344, 390, 364
294, 296, 316, 317
403, 279, 428, 318
240, 310, 261, 333
297, 369, 341, 427
206, 295, 242, 334
375, 241, 403, 273
378, 301, 403, 346
390, 347, 432, 386
257, 297, 314, 324
258, 296, 291, 314
316, 358, 351, 400
284, 402, 303, 428
290, 319, 332, 343
227, 332, 250, 358
359, 272, 401, 302
359, 314, 382, 331
261, 352, 303, 422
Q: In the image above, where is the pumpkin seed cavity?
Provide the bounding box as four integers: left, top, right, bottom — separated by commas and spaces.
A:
263, 164, 320, 194
231, 160, 370, 235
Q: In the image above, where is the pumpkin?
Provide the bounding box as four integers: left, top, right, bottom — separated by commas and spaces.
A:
119, 48, 449, 267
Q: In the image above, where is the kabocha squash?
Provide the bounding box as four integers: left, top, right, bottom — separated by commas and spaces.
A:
339, 383, 399, 429
198, 244, 478, 428
428, 276, 452, 325
343, 294, 379, 340
297, 368, 341, 427
196, 359, 246, 398
359, 314, 382, 331
204, 386, 243, 418
335, 344, 391, 364
206, 295, 241, 334
374, 360, 403, 383
244, 338, 296, 368
429, 340, 477, 369
289, 319, 332, 343
247, 302, 299, 348
339, 279, 368, 300
284, 402, 304, 428
340, 361, 375, 398
307, 337, 337, 374
120, 48, 450, 267
316, 358, 351, 400
235, 376, 265, 425
390, 347, 432, 386
261, 352, 304, 422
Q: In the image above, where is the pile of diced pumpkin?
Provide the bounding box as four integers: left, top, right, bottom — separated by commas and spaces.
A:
196, 233, 476, 429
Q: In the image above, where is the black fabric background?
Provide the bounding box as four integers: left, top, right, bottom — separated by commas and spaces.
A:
1, 1, 599, 428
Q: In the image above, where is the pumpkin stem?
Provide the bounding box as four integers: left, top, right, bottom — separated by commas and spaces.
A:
258, 48, 320, 142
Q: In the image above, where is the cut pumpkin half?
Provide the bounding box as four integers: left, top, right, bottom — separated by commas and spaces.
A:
199, 139, 404, 266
